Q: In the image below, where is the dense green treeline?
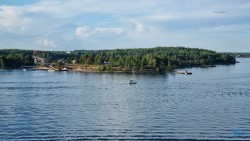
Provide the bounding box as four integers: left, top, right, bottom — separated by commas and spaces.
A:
0, 49, 34, 68
0, 47, 236, 72
74, 47, 235, 72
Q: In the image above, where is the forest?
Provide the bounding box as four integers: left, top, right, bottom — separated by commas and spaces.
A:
0, 47, 236, 72
0, 49, 34, 68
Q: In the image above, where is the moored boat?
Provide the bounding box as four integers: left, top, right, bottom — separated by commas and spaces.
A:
128, 71, 137, 84
61, 67, 70, 71
175, 70, 192, 75
48, 69, 55, 72
128, 79, 137, 84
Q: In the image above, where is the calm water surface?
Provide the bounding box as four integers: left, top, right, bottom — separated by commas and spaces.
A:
0, 59, 250, 140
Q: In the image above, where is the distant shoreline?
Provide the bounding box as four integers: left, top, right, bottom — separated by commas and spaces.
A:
1, 47, 236, 72
1, 63, 237, 74
32, 63, 230, 74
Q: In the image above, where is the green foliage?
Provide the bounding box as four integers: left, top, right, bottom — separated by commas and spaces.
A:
0, 51, 34, 68
0, 47, 236, 71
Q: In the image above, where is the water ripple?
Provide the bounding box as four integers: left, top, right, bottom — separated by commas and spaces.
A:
1, 60, 250, 140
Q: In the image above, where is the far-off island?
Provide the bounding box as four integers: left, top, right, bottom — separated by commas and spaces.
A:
0, 47, 236, 73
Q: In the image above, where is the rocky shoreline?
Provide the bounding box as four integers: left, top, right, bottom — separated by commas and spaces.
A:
34, 64, 220, 74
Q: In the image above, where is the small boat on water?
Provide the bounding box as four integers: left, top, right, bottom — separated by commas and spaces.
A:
23, 68, 36, 71
61, 67, 70, 71
128, 79, 137, 84
21, 66, 36, 71
128, 71, 137, 84
23, 68, 35, 71
175, 70, 192, 75
0, 58, 4, 70
48, 69, 55, 72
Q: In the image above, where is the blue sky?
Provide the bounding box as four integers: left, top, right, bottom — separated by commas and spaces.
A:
0, 0, 250, 52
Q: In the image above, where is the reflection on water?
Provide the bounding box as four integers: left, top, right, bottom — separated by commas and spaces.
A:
0, 59, 250, 140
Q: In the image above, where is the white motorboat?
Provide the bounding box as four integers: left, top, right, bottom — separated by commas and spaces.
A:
48, 69, 55, 72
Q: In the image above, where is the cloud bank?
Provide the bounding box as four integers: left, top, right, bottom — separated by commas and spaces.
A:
0, 0, 250, 51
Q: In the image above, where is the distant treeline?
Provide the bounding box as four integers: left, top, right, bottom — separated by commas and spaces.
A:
0, 47, 236, 72
226, 53, 250, 58
0, 49, 34, 68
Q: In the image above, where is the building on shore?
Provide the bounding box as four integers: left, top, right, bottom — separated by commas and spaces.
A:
33, 56, 45, 65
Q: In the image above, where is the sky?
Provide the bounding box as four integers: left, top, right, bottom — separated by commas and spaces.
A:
0, 0, 250, 52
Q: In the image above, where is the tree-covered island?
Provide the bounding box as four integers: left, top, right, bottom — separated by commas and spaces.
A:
0, 47, 236, 73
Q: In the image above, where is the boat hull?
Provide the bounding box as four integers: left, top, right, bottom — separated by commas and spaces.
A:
128, 80, 137, 84
175, 70, 192, 75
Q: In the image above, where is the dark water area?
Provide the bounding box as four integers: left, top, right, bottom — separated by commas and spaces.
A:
0, 58, 250, 140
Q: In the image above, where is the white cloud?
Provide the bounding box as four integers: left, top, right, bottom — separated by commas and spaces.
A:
1, 0, 248, 34
136, 24, 144, 32
0, 5, 24, 32
75, 26, 125, 38
35, 39, 57, 47
0, 4, 61, 35
25, 1, 63, 16
1, 0, 250, 51
75, 26, 91, 37
94, 28, 125, 35
198, 24, 250, 33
